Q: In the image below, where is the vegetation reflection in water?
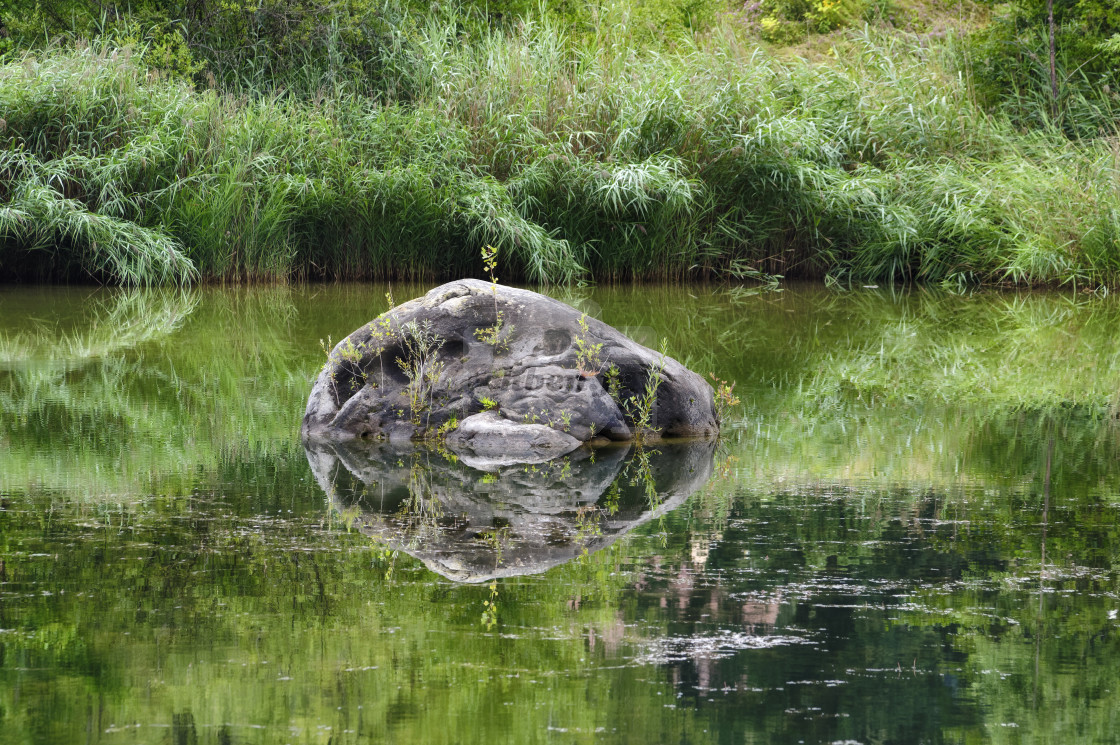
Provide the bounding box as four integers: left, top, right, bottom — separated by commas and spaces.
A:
309, 439, 714, 582
2, 283, 1120, 743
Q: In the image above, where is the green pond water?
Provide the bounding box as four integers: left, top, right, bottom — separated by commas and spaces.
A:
3, 283, 1120, 744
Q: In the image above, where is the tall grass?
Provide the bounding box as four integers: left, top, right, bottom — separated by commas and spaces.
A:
1, 21, 1118, 285
0, 43, 579, 283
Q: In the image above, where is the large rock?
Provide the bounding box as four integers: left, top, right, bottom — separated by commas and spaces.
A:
302, 279, 718, 456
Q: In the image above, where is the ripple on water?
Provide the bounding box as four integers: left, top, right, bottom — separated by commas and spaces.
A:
633, 629, 818, 665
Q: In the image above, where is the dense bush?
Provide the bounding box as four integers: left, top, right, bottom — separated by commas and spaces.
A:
749, 0, 872, 43
962, 0, 1120, 138
0, 0, 726, 96
1, 22, 1118, 286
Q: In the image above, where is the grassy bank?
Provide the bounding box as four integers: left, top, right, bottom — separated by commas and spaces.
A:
1, 20, 1118, 285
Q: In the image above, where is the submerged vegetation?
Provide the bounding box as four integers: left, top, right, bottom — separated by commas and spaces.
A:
0, 1, 1117, 286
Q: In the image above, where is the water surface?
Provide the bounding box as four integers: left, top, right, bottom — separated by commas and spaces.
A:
3, 283, 1120, 744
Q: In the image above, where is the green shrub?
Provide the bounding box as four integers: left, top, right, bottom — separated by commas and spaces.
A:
757, 0, 870, 42
1, 18, 1118, 286
962, 1, 1120, 139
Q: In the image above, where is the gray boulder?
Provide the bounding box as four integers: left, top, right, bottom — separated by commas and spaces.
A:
302, 279, 718, 456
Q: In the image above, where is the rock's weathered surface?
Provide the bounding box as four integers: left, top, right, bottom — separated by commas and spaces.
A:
444, 411, 582, 465
302, 279, 717, 455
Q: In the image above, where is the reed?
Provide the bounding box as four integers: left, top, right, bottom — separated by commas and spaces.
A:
1, 21, 1117, 286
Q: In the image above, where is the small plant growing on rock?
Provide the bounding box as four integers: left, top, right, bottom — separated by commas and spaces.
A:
336, 337, 362, 365
574, 314, 603, 378
520, 406, 574, 432
709, 373, 741, 424
359, 293, 401, 390
321, 335, 369, 400
430, 415, 459, 441
604, 363, 622, 401
474, 244, 515, 353
624, 341, 668, 442
397, 320, 445, 429
479, 396, 499, 411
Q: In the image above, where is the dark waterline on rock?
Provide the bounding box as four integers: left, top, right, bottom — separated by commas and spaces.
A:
3, 283, 1120, 744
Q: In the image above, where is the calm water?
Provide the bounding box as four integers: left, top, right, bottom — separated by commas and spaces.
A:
3, 283, 1120, 744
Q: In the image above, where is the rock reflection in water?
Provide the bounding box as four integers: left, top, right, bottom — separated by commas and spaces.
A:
305, 440, 716, 582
